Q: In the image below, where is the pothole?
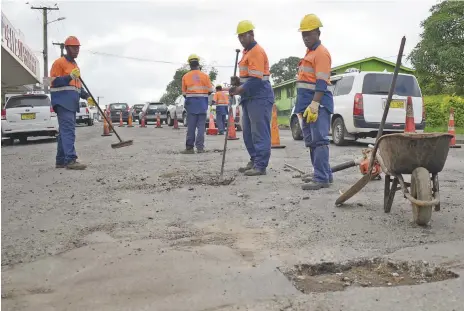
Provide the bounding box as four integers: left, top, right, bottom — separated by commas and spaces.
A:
164, 172, 236, 187
279, 257, 459, 293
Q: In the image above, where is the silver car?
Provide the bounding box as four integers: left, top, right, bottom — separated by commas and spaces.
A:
138, 102, 168, 124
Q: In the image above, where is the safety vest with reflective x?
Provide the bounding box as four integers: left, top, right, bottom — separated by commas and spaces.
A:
182, 70, 214, 98
296, 42, 332, 92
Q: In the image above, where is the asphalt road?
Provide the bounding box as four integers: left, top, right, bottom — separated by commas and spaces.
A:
2, 124, 464, 311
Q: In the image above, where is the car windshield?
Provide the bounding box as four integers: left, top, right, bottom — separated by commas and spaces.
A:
148, 103, 167, 109
362, 73, 421, 97
109, 104, 128, 110
6, 95, 50, 109
133, 105, 144, 110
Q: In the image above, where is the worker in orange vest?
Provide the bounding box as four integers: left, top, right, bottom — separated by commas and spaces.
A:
229, 20, 274, 176
181, 54, 214, 154
212, 85, 229, 135
295, 14, 334, 190
50, 36, 95, 170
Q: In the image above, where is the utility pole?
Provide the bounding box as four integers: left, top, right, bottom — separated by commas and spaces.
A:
52, 42, 65, 57
31, 5, 59, 94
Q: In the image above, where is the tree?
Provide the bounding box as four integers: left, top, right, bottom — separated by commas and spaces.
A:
159, 60, 218, 104
407, 1, 464, 95
270, 56, 300, 85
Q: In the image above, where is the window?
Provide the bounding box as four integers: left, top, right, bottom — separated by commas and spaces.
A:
6, 95, 50, 108
362, 73, 421, 97
79, 102, 88, 108
286, 86, 295, 98
333, 76, 355, 96
109, 103, 129, 110
275, 88, 281, 100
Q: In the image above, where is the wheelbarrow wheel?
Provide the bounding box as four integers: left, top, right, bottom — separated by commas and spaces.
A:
411, 167, 432, 226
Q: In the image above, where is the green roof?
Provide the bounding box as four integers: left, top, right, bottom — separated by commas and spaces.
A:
331, 56, 415, 73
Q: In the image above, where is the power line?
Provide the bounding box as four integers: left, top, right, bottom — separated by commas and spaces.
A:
80, 50, 234, 68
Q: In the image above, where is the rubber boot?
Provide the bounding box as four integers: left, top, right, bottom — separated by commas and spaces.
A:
301, 181, 330, 190
244, 168, 266, 176
66, 160, 87, 170
238, 161, 253, 173
181, 149, 195, 154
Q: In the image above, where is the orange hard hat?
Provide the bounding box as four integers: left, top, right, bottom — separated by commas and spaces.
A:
64, 36, 80, 46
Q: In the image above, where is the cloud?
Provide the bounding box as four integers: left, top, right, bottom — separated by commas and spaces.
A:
2, 0, 437, 105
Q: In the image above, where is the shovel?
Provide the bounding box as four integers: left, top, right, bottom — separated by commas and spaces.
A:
335, 36, 406, 206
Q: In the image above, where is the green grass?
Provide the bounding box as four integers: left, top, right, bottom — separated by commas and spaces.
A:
424, 127, 464, 135
277, 116, 290, 126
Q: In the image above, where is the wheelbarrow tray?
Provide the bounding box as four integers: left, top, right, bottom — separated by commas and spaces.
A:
377, 133, 453, 175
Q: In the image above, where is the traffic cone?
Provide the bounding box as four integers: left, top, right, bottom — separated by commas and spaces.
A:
173, 112, 179, 130
227, 106, 239, 140
155, 112, 162, 128
206, 112, 218, 135
271, 104, 286, 149
140, 115, 146, 128
448, 107, 461, 148
127, 112, 134, 127
119, 112, 124, 127
404, 96, 415, 133
101, 116, 112, 136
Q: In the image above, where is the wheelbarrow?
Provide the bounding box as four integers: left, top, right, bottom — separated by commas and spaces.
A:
376, 133, 454, 226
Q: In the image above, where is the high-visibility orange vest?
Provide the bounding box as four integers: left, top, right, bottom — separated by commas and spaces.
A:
182, 70, 214, 98
238, 43, 271, 84
296, 44, 332, 91
213, 91, 229, 106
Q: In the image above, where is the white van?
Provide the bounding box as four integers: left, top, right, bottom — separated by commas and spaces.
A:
289, 69, 425, 145
1, 93, 59, 144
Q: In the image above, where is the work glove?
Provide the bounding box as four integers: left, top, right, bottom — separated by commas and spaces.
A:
70, 68, 80, 80
87, 97, 96, 106
308, 100, 320, 114
230, 76, 240, 87
303, 105, 318, 123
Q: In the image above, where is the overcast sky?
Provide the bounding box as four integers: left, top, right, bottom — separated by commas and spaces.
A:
2, 0, 438, 106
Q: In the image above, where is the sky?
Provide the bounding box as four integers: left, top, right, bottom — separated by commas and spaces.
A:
2, 0, 439, 107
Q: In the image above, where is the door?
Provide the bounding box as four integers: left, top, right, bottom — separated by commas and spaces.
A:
176, 96, 184, 120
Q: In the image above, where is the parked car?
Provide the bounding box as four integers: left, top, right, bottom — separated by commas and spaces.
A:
130, 104, 145, 121
138, 102, 168, 124
1, 93, 58, 144
289, 69, 425, 145
108, 103, 130, 123
76, 101, 93, 126
167, 94, 242, 131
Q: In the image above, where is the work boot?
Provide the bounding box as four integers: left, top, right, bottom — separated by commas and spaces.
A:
55, 163, 66, 169
180, 149, 195, 154
238, 161, 253, 173
197, 149, 206, 154
66, 160, 87, 170
301, 181, 330, 190
302, 174, 333, 184
218, 132, 224, 135
244, 168, 266, 176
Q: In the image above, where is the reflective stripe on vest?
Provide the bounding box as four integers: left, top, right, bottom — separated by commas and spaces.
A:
298, 65, 314, 73
187, 85, 212, 92
296, 82, 316, 90
50, 86, 81, 93
186, 94, 209, 98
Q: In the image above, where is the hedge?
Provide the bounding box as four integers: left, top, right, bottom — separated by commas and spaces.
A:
424, 95, 464, 128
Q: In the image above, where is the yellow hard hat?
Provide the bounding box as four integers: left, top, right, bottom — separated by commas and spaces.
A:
236, 20, 255, 35
187, 54, 200, 62
216, 84, 222, 88
299, 14, 323, 32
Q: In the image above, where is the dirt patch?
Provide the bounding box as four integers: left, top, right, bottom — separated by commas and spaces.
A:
280, 257, 459, 293
164, 171, 236, 187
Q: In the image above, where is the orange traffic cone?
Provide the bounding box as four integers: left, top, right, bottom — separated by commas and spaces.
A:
140, 115, 146, 128
119, 111, 124, 127
404, 96, 415, 133
227, 106, 239, 140
448, 107, 461, 148
271, 104, 286, 149
127, 112, 134, 127
206, 112, 218, 135
173, 112, 179, 130
101, 115, 112, 136
155, 112, 162, 128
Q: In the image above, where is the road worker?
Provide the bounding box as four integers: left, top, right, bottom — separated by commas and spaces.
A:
229, 20, 274, 176
50, 36, 95, 170
181, 54, 214, 154
212, 85, 229, 135
294, 14, 334, 190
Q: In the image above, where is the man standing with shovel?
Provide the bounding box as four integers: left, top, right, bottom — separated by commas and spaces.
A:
229, 20, 274, 176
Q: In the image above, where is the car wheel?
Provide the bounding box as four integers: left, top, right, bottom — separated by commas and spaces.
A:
332, 117, 347, 146
88, 119, 93, 126
19, 136, 27, 144
167, 114, 174, 126
290, 115, 303, 140
183, 113, 188, 127
8, 137, 15, 145
236, 124, 242, 131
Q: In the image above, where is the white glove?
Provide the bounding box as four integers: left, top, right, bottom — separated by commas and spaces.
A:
308, 100, 320, 113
